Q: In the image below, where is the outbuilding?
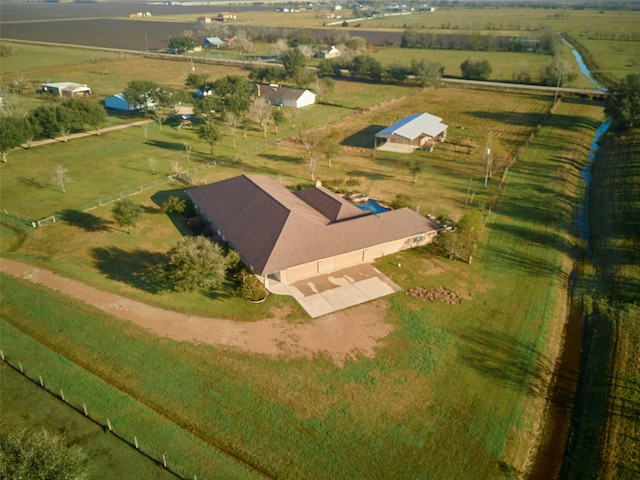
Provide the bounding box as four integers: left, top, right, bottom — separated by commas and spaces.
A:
256, 84, 316, 109
40, 82, 91, 98
375, 112, 447, 151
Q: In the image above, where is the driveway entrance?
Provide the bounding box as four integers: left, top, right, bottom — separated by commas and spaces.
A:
267, 263, 401, 318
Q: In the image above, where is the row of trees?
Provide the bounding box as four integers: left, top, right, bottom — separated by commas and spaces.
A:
401, 28, 563, 55
0, 98, 106, 162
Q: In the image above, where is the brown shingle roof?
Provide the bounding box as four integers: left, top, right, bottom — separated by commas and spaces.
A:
187, 175, 437, 275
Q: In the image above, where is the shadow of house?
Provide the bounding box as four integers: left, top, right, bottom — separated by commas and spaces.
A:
342, 125, 386, 148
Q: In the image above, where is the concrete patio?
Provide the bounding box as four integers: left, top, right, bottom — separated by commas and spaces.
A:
266, 263, 402, 318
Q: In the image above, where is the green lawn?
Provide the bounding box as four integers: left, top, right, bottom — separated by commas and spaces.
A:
0, 364, 179, 480
1, 94, 608, 478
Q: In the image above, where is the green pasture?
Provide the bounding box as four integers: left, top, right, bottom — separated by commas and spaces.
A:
2, 86, 553, 318
568, 37, 640, 83
0, 309, 262, 480
0, 364, 178, 480
0, 97, 606, 478
0, 42, 124, 75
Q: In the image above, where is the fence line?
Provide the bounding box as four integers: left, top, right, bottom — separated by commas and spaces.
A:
1, 350, 193, 480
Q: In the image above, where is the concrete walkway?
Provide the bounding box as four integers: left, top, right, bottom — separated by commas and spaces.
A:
267, 263, 402, 318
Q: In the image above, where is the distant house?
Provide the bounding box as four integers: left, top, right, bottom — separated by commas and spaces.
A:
375, 113, 447, 151
203, 36, 225, 48
40, 82, 91, 98
196, 16, 212, 23
187, 175, 438, 284
104, 93, 156, 113
217, 12, 236, 21
256, 84, 316, 109
318, 45, 340, 59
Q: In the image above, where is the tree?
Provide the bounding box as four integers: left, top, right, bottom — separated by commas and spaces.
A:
250, 97, 272, 139
168, 35, 197, 53
112, 198, 142, 233
460, 57, 492, 80
438, 211, 483, 263
320, 130, 340, 168
351, 54, 383, 81
123, 80, 158, 115
185, 72, 210, 90
30, 105, 78, 141
271, 38, 289, 58
51, 164, 71, 193
296, 128, 323, 181
0, 116, 29, 162
282, 48, 306, 80
0, 428, 89, 480
605, 73, 640, 130
224, 111, 244, 149
410, 59, 444, 87
62, 98, 107, 135
409, 158, 422, 183
212, 75, 253, 115
271, 107, 284, 134
163, 236, 230, 292
199, 120, 220, 155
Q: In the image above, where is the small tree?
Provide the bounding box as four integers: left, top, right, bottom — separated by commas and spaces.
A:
112, 198, 142, 234
162, 195, 187, 214
148, 156, 157, 174
163, 236, 230, 292
320, 130, 340, 168
199, 121, 220, 155
62, 98, 107, 135
282, 47, 306, 80
224, 112, 243, 149
168, 35, 197, 53
296, 128, 323, 181
0, 428, 89, 480
51, 164, 71, 193
250, 97, 272, 139
460, 57, 492, 80
183, 142, 192, 163
272, 107, 284, 134
409, 158, 422, 183
185, 72, 210, 90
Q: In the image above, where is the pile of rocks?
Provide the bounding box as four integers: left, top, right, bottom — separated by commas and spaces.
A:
405, 286, 462, 304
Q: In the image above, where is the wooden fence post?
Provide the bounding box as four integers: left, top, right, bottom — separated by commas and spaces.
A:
83, 403, 88, 416
39, 375, 44, 387
19, 362, 24, 373
107, 419, 112, 432
134, 436, 139, 449
0, 350, 4, 361
162, 454, 167, 468
60, 389, 65, 402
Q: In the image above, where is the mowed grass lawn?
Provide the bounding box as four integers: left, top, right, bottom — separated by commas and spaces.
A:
1, 72, 607, 480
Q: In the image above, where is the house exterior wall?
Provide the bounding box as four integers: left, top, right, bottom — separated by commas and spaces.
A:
275, 230, 436, 283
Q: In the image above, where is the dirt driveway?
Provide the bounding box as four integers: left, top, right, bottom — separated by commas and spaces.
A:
0, 258, 394, 366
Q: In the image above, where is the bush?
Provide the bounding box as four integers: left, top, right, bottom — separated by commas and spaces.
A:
162, 195, 187, 214
235, 269, 267, 301
391, 194, 412, 209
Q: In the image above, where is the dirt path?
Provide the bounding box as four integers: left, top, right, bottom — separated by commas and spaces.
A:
0, 258, 393, 365
22, 119, 155, 149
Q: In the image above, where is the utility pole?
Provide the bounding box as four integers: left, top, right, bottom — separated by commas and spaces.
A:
484, 131, 492, 188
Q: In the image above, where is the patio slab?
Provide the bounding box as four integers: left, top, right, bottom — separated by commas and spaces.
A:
267, 263, 402, 318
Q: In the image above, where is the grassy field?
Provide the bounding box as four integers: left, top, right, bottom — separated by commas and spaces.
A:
1, 86, 608, 478
561, 126, 640, 479
0, 364, 186, 480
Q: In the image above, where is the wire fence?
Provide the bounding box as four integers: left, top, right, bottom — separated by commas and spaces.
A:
0, 350, 198, 480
